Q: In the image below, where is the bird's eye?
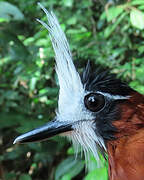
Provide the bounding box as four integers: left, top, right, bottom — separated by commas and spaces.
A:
84, 93, 105, 112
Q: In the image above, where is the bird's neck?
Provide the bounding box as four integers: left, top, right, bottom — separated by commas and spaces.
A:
107, 130, 144, 180
107, 92, 144, 180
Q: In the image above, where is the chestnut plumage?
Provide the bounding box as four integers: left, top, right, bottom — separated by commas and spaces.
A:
13, 3, 144, 180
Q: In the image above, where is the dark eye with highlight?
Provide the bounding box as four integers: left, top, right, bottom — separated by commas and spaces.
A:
84, 93, 105, 112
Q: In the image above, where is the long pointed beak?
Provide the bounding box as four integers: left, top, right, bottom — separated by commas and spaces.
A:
13, 120, 73, 144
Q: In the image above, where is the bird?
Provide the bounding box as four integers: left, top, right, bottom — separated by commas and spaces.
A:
13, 3, 144, 180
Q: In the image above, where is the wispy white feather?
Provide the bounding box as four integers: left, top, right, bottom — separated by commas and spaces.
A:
70, 120, 106, 167
37, 3, 84, 115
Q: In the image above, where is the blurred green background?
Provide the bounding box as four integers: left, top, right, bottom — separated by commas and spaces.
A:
0, 0, 144, 179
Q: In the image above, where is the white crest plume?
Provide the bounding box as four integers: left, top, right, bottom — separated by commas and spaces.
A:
37, 3, 84, 115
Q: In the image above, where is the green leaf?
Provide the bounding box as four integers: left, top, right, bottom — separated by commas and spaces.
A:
0, 17, 8, 22
130, 0, 144, 5
67, 147, 75, 155
55, 156, 84, 180
0, 113, 20, 129
0, 1, 24, 21
3, 90, 19, 100
106, 6, 124, 22
61, 0, 73, 7
138, 45, 144, 53
100, 11, 106, 20
19, 174, 32, 180
67, 16, 77, 25
130, 9, 144, 29
104, 12, 127, 38
38, 87, 58, 97
60, 174, 71, 180
84, 167, 108, 180
30, 77, 38, 91
5, 172, 16, 180
139, 5, 144, 10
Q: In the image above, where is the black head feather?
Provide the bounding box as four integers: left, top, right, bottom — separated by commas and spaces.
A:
82, 61, 134, 96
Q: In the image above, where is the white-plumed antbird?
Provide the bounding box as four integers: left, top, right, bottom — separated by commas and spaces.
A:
14, 4, 134, 174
